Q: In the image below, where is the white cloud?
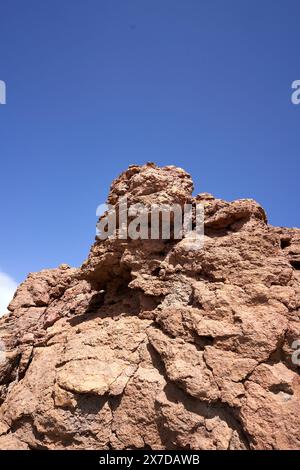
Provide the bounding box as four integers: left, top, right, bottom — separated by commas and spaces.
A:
0, 270, 17, 316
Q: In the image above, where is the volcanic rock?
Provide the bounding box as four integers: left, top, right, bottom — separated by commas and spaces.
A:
0, 163, 299, 450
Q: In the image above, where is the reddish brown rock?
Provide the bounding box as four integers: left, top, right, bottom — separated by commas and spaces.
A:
0, 163, 299, 450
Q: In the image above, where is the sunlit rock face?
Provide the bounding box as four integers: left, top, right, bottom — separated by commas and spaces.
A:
0, 163, 299, 450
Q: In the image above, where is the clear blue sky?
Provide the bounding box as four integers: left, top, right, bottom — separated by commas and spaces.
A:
0, 0, 300, 284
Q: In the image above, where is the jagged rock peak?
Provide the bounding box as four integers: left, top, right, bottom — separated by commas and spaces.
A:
107, 162, 194, 206
0, 164, 299, 450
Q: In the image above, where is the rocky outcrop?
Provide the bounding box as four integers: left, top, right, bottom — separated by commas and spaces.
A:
0, 163, 299, 450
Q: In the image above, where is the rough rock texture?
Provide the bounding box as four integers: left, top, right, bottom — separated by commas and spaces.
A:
0, 162, 299, 450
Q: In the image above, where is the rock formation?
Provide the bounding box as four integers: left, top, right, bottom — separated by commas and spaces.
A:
0, 163, 299, 450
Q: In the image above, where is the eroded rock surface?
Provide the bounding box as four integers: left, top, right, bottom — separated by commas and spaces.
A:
0, 163, 299, 450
